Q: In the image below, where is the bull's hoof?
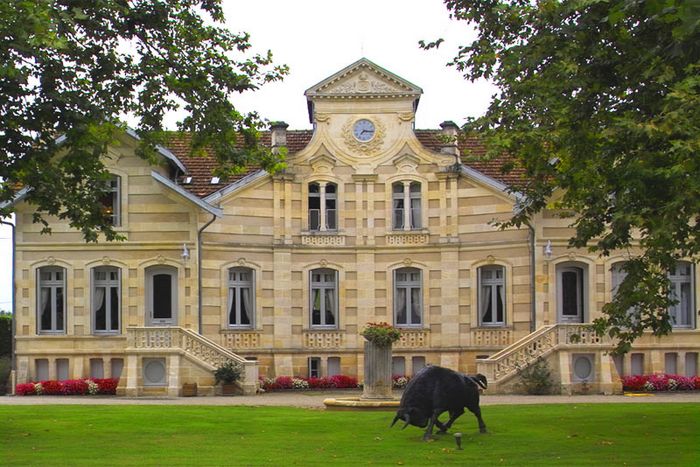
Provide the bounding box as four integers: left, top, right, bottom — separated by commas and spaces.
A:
479, 428, 488, 434
422, 434, 433, 442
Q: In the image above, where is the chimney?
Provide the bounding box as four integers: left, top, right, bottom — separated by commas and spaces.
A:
270, 121, 289, 150
439, 121, 460, 162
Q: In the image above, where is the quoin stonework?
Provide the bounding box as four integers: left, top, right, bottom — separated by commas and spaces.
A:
6, 59, 699, 396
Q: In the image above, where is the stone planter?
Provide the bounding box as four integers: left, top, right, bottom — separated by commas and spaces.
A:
361, 341, 393, 400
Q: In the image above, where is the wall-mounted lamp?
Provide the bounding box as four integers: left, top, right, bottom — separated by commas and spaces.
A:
181, 243, 190, 262
543, 240, 552, 258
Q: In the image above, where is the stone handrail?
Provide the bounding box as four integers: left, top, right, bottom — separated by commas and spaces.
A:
127, 327, 257, 393
476, 324, 607, 383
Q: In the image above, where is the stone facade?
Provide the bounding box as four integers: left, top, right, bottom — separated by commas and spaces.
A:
8, 58, 699, 395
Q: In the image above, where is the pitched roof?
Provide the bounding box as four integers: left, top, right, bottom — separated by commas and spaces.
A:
163, 129, 524, 199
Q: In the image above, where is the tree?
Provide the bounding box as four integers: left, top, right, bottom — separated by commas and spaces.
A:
425, 0, 700, 353
0, 0, 287, 241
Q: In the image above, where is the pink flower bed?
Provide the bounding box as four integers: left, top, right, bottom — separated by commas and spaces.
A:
15, 378, 119, 396
259, 374, 358, 392
622, 374, 700, 392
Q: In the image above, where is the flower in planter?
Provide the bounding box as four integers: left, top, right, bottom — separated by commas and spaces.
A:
360, 322, 401, 347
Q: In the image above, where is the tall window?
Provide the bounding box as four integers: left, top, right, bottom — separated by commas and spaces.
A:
228, 267, 254, 328
392, 181, 421, 230
394, 268, 422, 327
310, 268, 337, 327
308, 182, 337, 231
38, 266, 66, 333
668, 261, 694, 328
478, 266, 505, 326
100, 175, 121, 226
93, 266, 120, 333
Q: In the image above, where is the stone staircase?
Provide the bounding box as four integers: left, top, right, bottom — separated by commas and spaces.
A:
476, 324, 621, 394
121, 327, 258, 397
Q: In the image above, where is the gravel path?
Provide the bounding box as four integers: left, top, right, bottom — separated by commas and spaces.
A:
2, 390, 699, 407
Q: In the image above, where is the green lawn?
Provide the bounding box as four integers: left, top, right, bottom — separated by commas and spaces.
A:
1, 403, 699, 465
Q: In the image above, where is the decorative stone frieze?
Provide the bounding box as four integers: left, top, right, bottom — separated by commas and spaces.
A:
472, 328, 513, 347
301, 234, 346, 246
394, 329, 429, 348
303, 330, 344, 348
385, 232, 429, 246
222, 331, 261, 349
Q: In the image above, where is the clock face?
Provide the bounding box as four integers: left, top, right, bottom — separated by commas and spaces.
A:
353, 119, 375, 142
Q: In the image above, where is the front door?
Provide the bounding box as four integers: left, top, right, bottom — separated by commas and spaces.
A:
146, 266, 177, 326
558, 266, 584, 323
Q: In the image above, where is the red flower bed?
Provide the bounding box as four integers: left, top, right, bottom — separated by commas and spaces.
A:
622, 374, 700, 392
15, 378, 119, 396
259, 374, 359, 392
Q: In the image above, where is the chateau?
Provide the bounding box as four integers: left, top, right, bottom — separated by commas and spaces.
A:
7, 59, 698, 396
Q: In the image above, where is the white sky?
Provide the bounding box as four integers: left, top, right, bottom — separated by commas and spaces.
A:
0, 0, 496, 312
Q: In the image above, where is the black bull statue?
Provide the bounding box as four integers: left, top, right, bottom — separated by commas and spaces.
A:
391, 365, 487, 440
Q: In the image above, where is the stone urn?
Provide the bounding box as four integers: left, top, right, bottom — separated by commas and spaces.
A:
361, 340, 393, 400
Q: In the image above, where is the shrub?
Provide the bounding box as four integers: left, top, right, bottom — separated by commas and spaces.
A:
0, 313, 11, 357
291, 378, 309, 389
622, 374, 700, 392
214, 361, 243, 385
329, 374, 358, 389
0, 356, 10, 395
16, 383, 35, 396
307, 377, 332, 389
15, 378, 119, 396
515, 356, 556, 395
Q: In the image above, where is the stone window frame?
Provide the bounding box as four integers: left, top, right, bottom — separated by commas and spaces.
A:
393, 267, 423, 328
227, 266, 255, 329
477, 265, 506, 327
91, 265, 122, 335
37, 266, 67, 334
309, 268, 339, 329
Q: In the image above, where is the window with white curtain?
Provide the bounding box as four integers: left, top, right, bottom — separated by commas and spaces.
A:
308, 182, 337, 231
668, 261, 694, 328
37, 266, 66, 333
392, 181, 422, 230
394, 267, 422, 327
310, 268, 337, 328
228, 267, 254, 328
93, 266, 120, 333
478, 266, 505, 326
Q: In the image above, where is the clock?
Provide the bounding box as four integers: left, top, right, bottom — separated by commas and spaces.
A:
352, 119, 375, 142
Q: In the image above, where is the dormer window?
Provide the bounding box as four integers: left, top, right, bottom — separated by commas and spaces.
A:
308, 182, 337, 231
392, 181, 421, 230
100, 176, 121, 226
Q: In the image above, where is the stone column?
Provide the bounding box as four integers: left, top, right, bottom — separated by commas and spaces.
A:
361, 341, 393, 399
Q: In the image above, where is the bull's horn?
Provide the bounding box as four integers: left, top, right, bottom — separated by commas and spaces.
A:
390, 413, 401, 428
401, 414, 411, 430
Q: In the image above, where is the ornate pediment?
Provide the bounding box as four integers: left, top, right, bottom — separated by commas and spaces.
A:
392, 152, 421, 174
305, 58, 422, 99
308, 148, 336, 175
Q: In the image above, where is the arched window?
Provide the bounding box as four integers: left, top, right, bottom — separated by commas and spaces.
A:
92, 266, 120, 333
392, 181, 421, 230
308, 182, 337, 231
478, 265, 505, 326
394, 267, 422, 327
310, 268, 337, 327
228, 267, 254, 328
37, 266, 66, 333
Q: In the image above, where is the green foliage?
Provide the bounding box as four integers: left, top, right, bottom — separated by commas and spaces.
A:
0, 0, 288, 242
360, 322, 402, 347
515, 357, 556, 395
0, 356, 9, 395
433, 0, 700, 354
213, 360, 243, 384
0, 313, 10, 356
1, 405, 700, 464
